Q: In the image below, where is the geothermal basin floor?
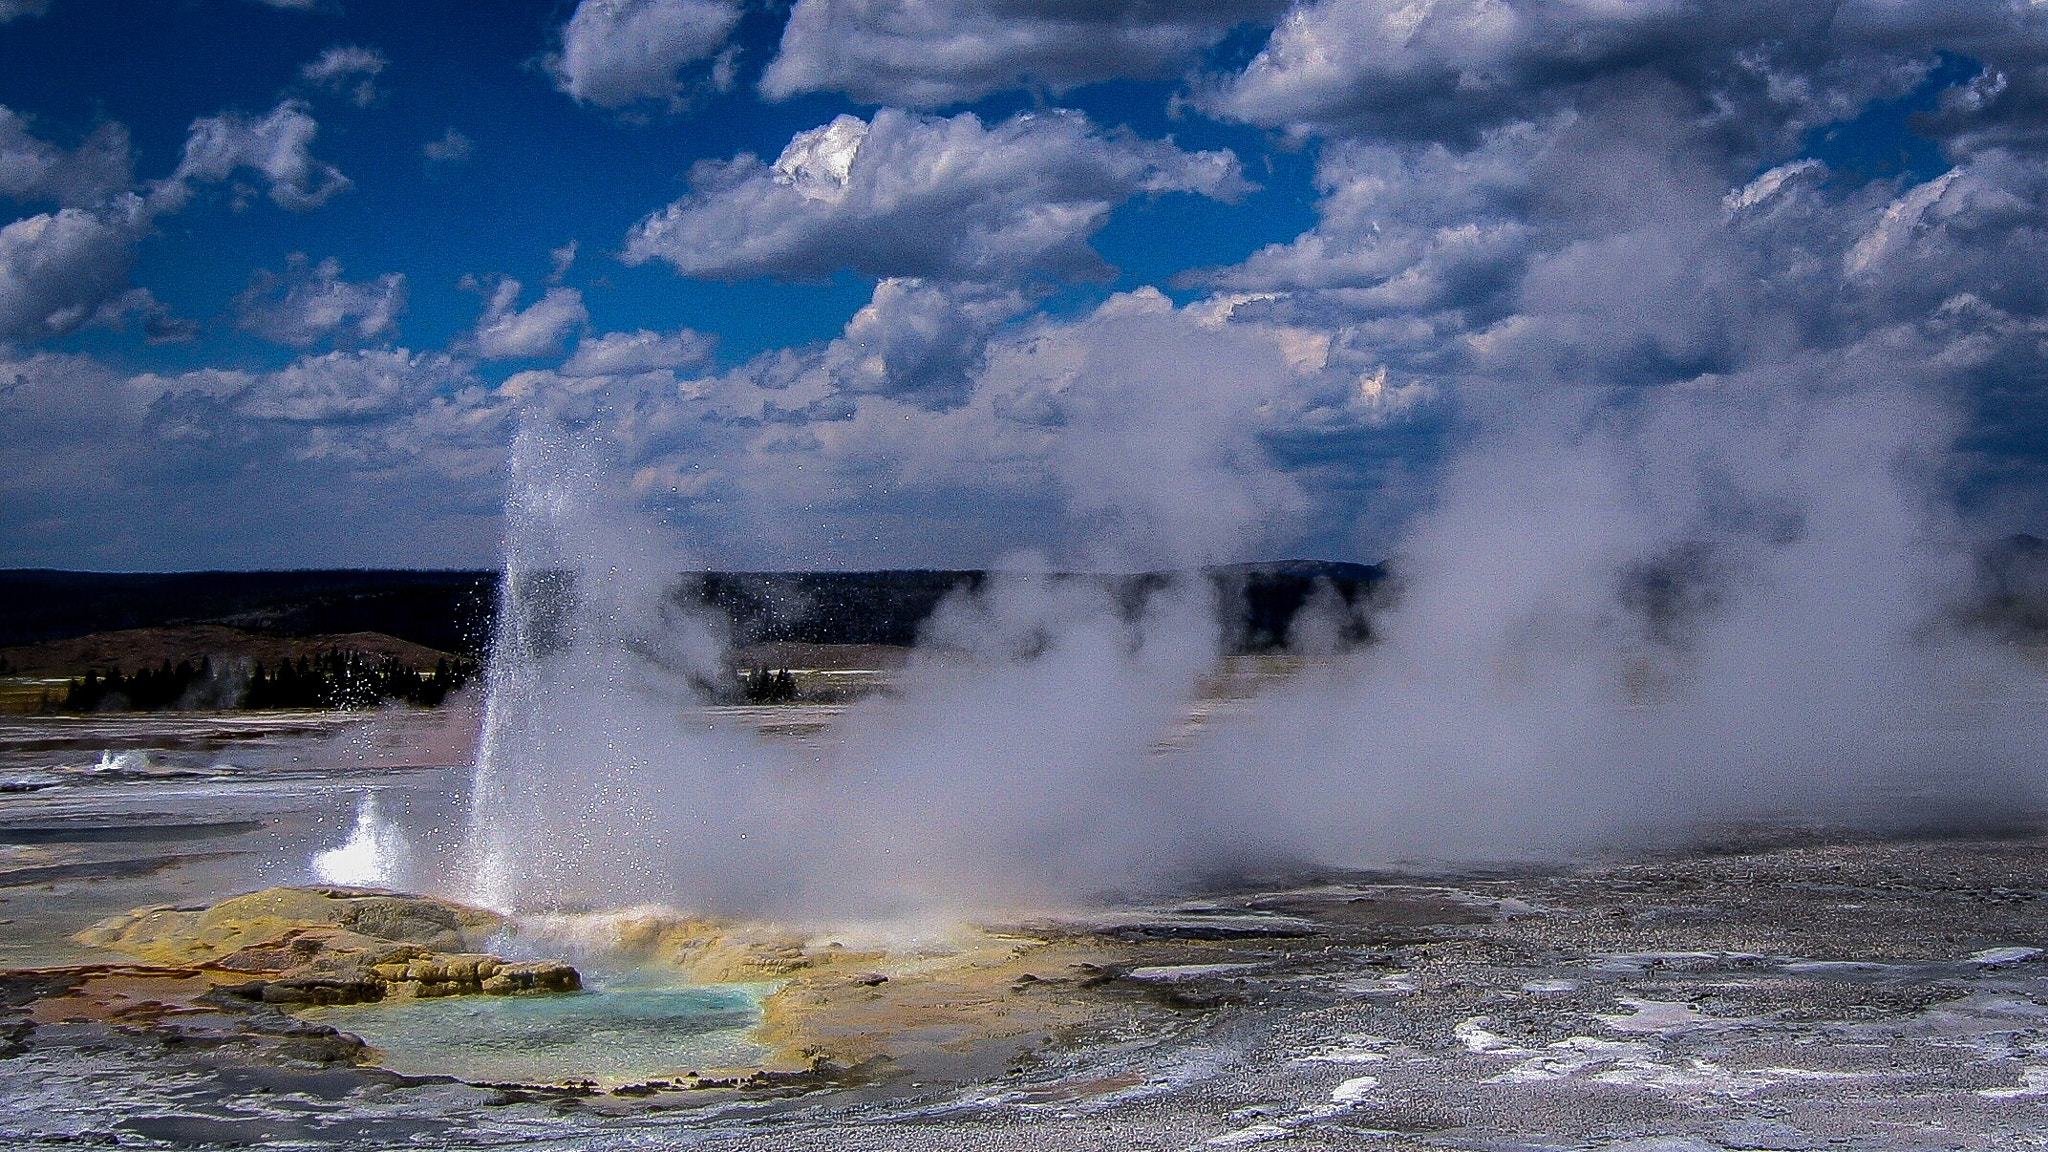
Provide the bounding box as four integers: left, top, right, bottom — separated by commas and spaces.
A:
2, 711, 2047, 1149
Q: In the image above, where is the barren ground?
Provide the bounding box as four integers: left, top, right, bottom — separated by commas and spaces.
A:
1, 707, 2045, 1150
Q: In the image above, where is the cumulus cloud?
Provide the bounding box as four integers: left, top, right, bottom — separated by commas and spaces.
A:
602, 0, 2048, 569
562, 327, 714, 377
165, 99, 350, 211
0, 111, 166, 343
0, 108, 133, 207
1919, 55, 2048, 161
222, 348, 462, 422
422, 128, 473, 165
1723, 158, 1824, 215
88, 287, 197, 345
0, 99, 354, 349
1176, 3, 2048, 554
1832, 151, 2048, 337
1202, 0, 1570, 136
1202, 118, 1552, 315
1186, 61, 2010, 436
0, 345, 512, 569
517, 283, 1342, 567
624, 108, 1251, 282
547, 239, 579, 282
300, 44, 387, 106
1844, 168, 1964, 278
824, 277, 1027, 406
546, 0, 744, 110
1198, 0, 2048, 143
0, 197, 150, 342
0, 1, 49, 22
126, 348, 510, 504
470, 278, 589, 359
234, 254, 407, 347
760, 0, 1287, 106
138, 349, 448, 422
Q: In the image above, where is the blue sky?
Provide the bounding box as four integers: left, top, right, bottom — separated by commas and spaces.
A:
0, 1, 2044, 571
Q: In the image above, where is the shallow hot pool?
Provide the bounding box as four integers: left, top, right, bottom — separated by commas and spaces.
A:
303, 978, 773, 1085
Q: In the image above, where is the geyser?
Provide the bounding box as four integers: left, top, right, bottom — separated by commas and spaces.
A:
458, 381, 2048, 921
458, 430, 1245, 918
313, 791, 413, 889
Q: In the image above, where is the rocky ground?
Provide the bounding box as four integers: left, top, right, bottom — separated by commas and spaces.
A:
3, 711, 2047, 1149
4, 830, 2048, 1149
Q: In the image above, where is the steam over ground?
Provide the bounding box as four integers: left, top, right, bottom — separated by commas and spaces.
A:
443, 4, 2048, 920
456, 391, 2048, 919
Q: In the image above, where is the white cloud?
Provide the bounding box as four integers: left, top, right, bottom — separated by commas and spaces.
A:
760, 0, 1287, 107
490, 282, 1353, 568
231, 348, 456, 421
0, 112, 160, 343
0, 100, 356, 350
773, 113, 868, 201
166, 99, 350, 211
301, 44, 387, 107
1844, 169, 1963, 277
0, 346, 512, 569
1201, 0, 1534, 135
1199, 0, 2048, 142
0, 1, 49, 22
0, 107, 132, 206
1204, 120, 1552, 312
547, 239, 579, 281
1829, 151, 2048, 316
1724, 158, 1824, 215
624, 108, 1251, 283
546, 0, 744, 110
470, 278, 589, 359
422, 128, 473, 165
562, 327, 714, 376
0, 197, 150, 342
91, 287, 197, 345
824, 277, 1026, 405
234, 254, 407, 347
1186, 79, 1844, 414
129, 350, 490, 458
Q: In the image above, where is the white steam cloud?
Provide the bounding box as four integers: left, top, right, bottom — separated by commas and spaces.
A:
455, 349, 2048, 922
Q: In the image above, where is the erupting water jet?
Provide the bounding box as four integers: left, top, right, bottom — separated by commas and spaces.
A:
312, 791, 412, 889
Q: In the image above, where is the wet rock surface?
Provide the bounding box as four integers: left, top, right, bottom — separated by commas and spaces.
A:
66, 885, 582, 1007
75, 885, 504, 962
5, 832, 2048, 1148
0, 882, 585, 1131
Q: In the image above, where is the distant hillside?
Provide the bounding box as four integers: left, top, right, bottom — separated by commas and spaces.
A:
0, 562, 1387, 655
0, 625, 457, 678
15, 538, 2048, 669
0, 570, 495, 653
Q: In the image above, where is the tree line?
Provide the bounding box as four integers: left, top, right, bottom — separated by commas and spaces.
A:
52, 651, 476, 713
740, 666, 799, 703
